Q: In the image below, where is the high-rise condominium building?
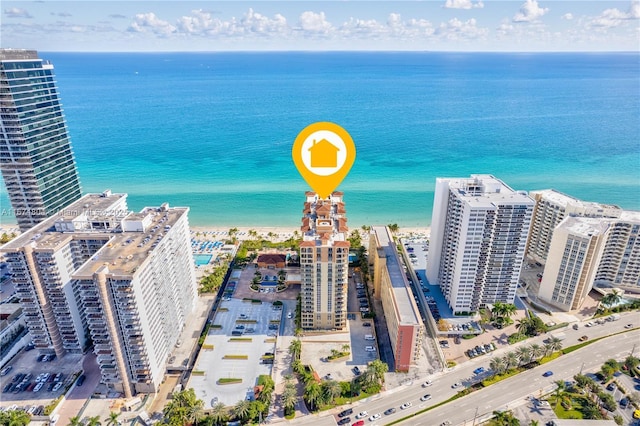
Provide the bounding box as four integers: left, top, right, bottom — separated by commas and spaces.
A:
537, 217, 609, 311
0, 49, 82, 231
594, 211, 640, 289
300, 191, 350, 330
369, 226, 424, 372
526, 189, 620, 265
427, 175, 534, 314
1, 191, 197, 396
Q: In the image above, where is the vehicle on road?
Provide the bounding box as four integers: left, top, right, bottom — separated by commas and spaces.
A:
338, 418, 351, 425
369, 413, 381, 421
384, 408, 396, 415
400, 402, 412, 410
633, 409, 640, 419
420, 394, 432, 401
439, 422, 452, 426
339, 409, 353, 417
77, 374, 86, 386
353, 366, 361, 375
287, 312, 292, 319
0, 366, 12, 376
543, 371, 554, 377
365, 346, 376, 352
585, 322, 594, 327
452, 382, 463, 389
625, 324, 633, 329
473, 367, 485, 375
422, 380, 433, 387
578, 335, 588, 341
352, 421, 365, 426
355, 411, 368, 419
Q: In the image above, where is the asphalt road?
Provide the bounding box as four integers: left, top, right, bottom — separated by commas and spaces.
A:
283, 313, 639, 426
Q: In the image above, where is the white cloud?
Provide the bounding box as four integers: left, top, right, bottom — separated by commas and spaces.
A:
562, 13, 574, 20
4, 7, 33, 19
513, 0, 549, 23
436, 18, 488, 40
444, 0, 484, 10
298, 11, 333, 34
128, 12, 177, 36
588, 2, 640, 29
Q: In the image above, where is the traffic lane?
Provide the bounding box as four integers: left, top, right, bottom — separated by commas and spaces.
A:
398, 330, 640, 426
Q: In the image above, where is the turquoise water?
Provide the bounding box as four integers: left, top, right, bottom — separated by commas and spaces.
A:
1, 52, 638, 228
194, 254, 212, 266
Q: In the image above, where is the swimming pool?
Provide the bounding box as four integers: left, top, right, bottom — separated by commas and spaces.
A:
194, 254, 212, 266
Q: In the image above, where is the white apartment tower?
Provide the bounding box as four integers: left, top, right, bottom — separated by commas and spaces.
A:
300, 191, 350, 330
1, 191, 197, 396
537, 217, 609, 311
595, 211, 640, 289
427, 175, 534, 314
526, 190, 620, 265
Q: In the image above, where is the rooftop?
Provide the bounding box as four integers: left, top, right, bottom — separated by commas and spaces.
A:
371, 226, 422, 325
443, 174, 534, 207
557, 216, 610, 237
531, 189, 620, 212
0, 49, 39, 61
301, 191, 348, 245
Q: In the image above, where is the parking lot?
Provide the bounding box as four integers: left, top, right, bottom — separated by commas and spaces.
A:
0, 347, 83, 410
188, 298, 283, 407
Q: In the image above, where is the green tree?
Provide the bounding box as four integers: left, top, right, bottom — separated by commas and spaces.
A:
387, 224, 399, 233
163, 388, 204, 426
69, 416, 82, 426
490, 410, 520, 426
367, 359, 389, 384
490, 356, 507, 375
505, 351, 520, 370
516, 346, 532, 365
289, 338, 302, 361
321, 380, 342, 404
552, 380, 572, 410
304, 382, 323, 411
529, 343, 544, 361
104, 411, 120, 426
282, 383, 298, 415
582, 403, 602, 420
0, 410, 30, 426
624, 355, 640, 372
547, 337, 563, 353
207, 402, 228, 426
86, 416, 102, 426
600, 289, 623, 310
232, 399, 252, 423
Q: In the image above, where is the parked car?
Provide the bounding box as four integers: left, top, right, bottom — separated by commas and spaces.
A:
338, 418, 351, 425
352, 421, 365, 426
352, 366, 361, 375
0, 366, 13, 376
578, 335, 588, 341
338, 409, 353, 417
473, 367, 486, 375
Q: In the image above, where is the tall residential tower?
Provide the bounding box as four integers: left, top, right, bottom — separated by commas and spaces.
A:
300, 192, 350, 330
0, 49, 82, 231
427, 175, 534, 314
1, 191, 197, 396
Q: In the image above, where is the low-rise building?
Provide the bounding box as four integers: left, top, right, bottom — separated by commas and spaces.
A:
369, 226, 424, 372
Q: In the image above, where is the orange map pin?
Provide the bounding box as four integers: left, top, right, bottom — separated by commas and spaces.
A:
292, 122, 356, 198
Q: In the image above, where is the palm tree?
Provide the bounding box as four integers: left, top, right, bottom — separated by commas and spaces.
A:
552, 380, 567, 409
516, 346, 532, 365
341, 344, 351, 353
515, 317, 532, 334
502, 303, 517, 319
0, 410, 30, 426
322, 380, 342, 404
582, 402, 602, 420
600, 289, 623, 310
505, 351, 520, 370
368, 359, 389, 384
68, 417, 82, 426
232, 400, 252, 423
624, 355, 640, 372
86, 416, 102, 426
304, 382, 323, 411
282, 384, 298, 414
208, 403, 228, 426
490, 356, 507, 375
547, 337, 563, 353
164, 388, 204, 426
186, 399, 204, 425
289, 339, 302, 360
104, 412, 119, 426
491, 410, 520, 426
543, 342, 554, 356
529, 421, 540, 426
359, 369, 378, 389
529, 344, 544, 361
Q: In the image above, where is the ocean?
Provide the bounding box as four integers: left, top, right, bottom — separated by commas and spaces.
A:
1, 52, 639, 228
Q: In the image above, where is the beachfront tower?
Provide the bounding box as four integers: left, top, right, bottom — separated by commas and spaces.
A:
427, 175, 534, 314
300, 191, 350, 330
0, 49, 82, 231
0, 191, 197, 396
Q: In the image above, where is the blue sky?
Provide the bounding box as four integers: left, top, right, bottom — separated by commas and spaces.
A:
2, 1, 639, 51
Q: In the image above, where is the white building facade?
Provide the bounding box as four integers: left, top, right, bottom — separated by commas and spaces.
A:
427, 175, 534, 314
1, 191, 197, 396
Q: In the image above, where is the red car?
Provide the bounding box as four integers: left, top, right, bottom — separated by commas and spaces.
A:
352, 421, 365, 426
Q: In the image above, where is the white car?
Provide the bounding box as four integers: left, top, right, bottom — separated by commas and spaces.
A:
355, 411, 368, 419
420, 394, 432, 401
365, 346, 376, 352
422, 380, 433, 387
452, 382, 463, 389
287, 312, 292, 319
52, 382, 63, 392
400, 402, 412, 410
585, 322, 593, 327
369, 413, 381, 421
33, 382, 44, 392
